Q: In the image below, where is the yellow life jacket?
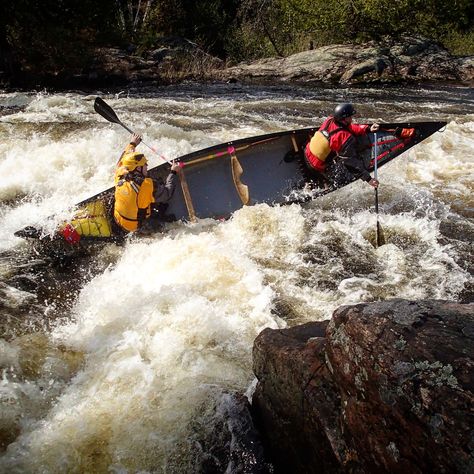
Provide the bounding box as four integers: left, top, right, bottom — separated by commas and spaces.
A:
309, 130, 332, 162
114, 170, 154, 232
309, 120, 344, 162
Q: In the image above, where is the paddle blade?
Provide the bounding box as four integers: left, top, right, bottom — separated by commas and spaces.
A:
376, 220, 386, 248
94, 97, 122, 125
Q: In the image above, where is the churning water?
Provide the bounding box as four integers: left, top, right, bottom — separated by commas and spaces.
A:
0, 83, 473, 472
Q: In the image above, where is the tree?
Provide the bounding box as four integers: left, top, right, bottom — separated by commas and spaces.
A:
1, 0, 119, 81
115, 0, 157, 38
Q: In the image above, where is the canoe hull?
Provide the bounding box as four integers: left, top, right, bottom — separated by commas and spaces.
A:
15, 122, 446, 242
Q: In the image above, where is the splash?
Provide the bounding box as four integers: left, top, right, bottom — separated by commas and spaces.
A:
0, 86, 472, 471
1, 229, 279, 472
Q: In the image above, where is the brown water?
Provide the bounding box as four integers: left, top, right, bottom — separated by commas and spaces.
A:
0, 83, 473, 472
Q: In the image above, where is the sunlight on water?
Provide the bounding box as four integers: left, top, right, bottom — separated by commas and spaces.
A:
1, 86, 473, 472
407, 121, 474, 215
1, 230, 279, 472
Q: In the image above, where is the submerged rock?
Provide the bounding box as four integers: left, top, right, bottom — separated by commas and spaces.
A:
252, 299, 474, 473
189, 389, 270, 474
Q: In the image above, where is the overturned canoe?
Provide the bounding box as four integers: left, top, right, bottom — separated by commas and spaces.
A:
15, 121, 446, 243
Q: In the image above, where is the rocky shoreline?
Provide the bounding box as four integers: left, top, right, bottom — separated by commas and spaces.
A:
2, 36, 473, 90
213, 299, 473, 473
219, 36, 474, 86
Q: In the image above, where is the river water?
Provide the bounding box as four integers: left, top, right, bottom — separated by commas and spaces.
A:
0, 83, 473, 472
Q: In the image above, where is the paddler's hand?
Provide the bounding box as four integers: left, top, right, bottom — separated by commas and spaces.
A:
130, 133, 142, 147
170, 161, 182, 174
370, 123, 380, 132
369, 178, 379, 188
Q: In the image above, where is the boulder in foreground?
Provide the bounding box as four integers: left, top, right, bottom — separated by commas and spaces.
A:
252, 299, 474, 473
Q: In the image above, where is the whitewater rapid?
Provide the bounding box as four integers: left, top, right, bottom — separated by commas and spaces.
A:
0, 84, 472, 472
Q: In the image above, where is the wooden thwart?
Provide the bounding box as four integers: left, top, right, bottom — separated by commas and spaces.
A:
228, 146, 250, 205
178, 171, 197, 222
291, 134, 299, 153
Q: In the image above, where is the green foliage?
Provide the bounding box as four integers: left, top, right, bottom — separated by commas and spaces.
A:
225, 0, 474, 58
139, 0, 239, 56
0, 0, 473, 84
2, 0, 120, 77
442, 28, 474, 57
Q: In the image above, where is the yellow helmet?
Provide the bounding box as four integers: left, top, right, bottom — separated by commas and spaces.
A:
120, 152, 147, 171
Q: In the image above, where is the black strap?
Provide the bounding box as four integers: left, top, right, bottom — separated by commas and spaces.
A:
321, 118, 347, 139
117, 212, 139, 222
116, 207, 148, 225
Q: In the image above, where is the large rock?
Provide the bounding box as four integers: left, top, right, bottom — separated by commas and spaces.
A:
191, 390, 269, 473
252, 299, 474, 473
220, 37, 474, 86
8, 35, 470, 88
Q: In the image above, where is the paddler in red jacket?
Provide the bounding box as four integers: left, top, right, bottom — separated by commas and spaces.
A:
114, 133, 181, 233
304, 103, 380, 189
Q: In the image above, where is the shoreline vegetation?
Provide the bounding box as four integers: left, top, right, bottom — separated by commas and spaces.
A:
1, 36, 473, 91
1, 1, 473, 90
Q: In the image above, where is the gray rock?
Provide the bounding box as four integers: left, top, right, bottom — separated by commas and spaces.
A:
218, 36, 473, 85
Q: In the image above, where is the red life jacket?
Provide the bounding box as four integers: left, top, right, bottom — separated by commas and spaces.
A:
306, 117, 369, 171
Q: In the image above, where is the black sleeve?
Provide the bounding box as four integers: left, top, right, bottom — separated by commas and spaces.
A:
338, 136, 372, 182
153, 172, 177, 203
137, 208, 147, 228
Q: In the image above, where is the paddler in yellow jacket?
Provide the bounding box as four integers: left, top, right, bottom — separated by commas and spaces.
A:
114, 133, 181, 233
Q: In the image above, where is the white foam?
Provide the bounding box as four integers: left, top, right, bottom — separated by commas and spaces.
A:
1, 90, 472, 472
1, 229, 279, 471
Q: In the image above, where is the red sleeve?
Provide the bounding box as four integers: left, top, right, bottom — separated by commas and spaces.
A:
318, 117, 332, 131
348, 123, 369, 135
330, 130, 352, 152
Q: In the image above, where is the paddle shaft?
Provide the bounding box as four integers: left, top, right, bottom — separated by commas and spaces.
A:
94, 97, 173, 165
374, 132, 379, 212
374, 132, 381, 247
121, 123, 172, 165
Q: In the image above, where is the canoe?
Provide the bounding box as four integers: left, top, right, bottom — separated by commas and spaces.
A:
15, 121, 446, 243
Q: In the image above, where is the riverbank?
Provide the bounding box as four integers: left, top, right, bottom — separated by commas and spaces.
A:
219, 36, 474, 87
2, 36, 473, 91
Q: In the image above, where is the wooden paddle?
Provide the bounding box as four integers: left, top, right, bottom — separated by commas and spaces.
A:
373, 132, 386, 248
94, 97, 173, 165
